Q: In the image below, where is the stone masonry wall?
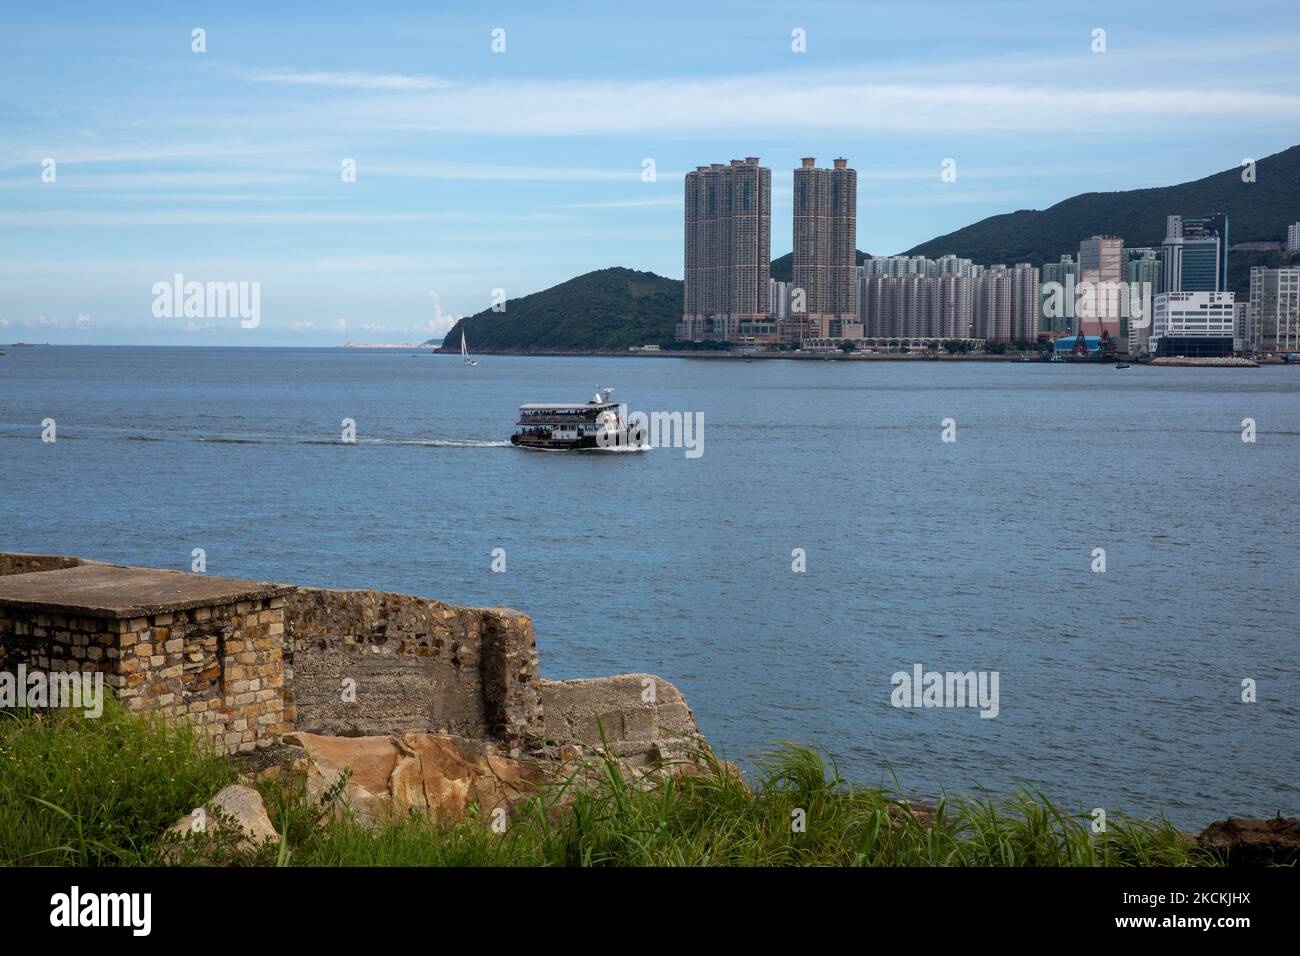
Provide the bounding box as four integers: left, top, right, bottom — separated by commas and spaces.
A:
0, 553, 84, 577
0, 594, 291, 754
284, 588, 543, 751
540, 674, 703, 767
0, 555, 698, 764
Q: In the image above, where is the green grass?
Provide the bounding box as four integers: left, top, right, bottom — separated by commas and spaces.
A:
0, 698, 234, 865
0, 704, 1219, 867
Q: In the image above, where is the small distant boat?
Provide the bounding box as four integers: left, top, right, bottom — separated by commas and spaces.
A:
1115, 362, 1130, 369
461, 331, 477, 366
1018, 352, 1033, 362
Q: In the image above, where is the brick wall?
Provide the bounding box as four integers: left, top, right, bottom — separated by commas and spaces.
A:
0, 594, 291, 754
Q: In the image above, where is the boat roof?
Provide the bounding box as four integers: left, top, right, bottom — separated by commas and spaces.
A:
518, 402, 617, 410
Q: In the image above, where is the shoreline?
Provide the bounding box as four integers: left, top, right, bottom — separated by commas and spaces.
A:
431, 347, 1289, 365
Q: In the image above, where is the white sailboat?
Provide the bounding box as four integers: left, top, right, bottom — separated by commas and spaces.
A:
461, 330, 477, 366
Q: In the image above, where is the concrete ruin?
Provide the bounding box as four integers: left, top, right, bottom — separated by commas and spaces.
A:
0, 553, 703, 766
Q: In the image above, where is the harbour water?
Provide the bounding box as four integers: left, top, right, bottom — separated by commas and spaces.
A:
2, 346, 1297, 827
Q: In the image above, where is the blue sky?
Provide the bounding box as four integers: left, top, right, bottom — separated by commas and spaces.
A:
2, 0, 1298, 345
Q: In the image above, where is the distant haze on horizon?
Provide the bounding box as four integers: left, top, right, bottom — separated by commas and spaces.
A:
3, 0, 1298, 345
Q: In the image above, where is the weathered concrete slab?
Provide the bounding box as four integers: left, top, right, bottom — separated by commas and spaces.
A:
0, 563, 288, 619
541, 674, 699, 748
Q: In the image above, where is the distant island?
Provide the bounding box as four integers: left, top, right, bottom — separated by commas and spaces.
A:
342, 342, 436, 349
430, 146, 1300, 355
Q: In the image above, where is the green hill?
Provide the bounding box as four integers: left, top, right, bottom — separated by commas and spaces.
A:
429, 147, 1299, 351
430, 267, 682, 352
904, 145, 1300, 294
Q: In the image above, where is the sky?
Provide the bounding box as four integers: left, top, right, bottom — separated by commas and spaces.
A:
2, 0, 1298, 346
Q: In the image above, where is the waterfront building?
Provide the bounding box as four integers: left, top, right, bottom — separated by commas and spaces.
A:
1053, 335, 1104, 356
1161, 214, 1228, 294
934, 254, 977, 277
678, 157, 772, 342
1126, 248, 1162, 288
974, 263, 1039, 342
859, 255, 929, 277
1234, 300, 1251, 353
791, 158, 857, 344
1077, 236, 1125, 341
1248, 267, 1300, 352
1151, 291, 1236, 357
769, 279, 795, 321
1124, 248, 1162, 353
858, 254, 977, 279
857, 273, 973, 340
1039, 255, 1078, 335
1288, 223, 1300, 253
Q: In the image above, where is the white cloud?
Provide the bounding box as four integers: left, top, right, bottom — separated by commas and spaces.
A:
362, 161, 643, 182
554, 196, 681, 209
24, 314, 93, 329
0, 143, 283, 172
0, 210, 450, 227
296, 73, 1300, 136
246, 69, 454, 92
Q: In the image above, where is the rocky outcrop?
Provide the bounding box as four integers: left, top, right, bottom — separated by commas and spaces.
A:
284, 730, 547, 826
1197, 816, 1300, 866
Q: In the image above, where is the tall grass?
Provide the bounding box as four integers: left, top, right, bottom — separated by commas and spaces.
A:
0, 705, 1218, 867
0, 698, 234, 865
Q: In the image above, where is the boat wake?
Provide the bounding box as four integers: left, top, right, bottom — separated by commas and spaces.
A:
196, 436, 512, 448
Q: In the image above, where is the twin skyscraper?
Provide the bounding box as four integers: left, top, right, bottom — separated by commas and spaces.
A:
677, 156, 857, 345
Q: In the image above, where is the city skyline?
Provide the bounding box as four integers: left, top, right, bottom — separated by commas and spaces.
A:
4, 1, 1300, 345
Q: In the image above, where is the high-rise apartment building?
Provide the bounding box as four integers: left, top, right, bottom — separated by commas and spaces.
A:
858, 255, 977, 279
1039, 254, 1078, 335
1125, 248, 1162, 288
1234, 300, 1251, 353
1162, 214, 1228, 294
1287, 223, 1300, 254
1077, 236, 1125, 338
792, 157, 857, 339
769, 279, 795, 322
1124, 248, 1162, 354
678, 157, 771, 342
1248, 267, 1300, 352
974, 263, 1040, 342
856, 274, 973, 340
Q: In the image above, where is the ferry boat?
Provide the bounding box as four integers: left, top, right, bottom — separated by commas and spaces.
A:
510, 387, 643, 451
